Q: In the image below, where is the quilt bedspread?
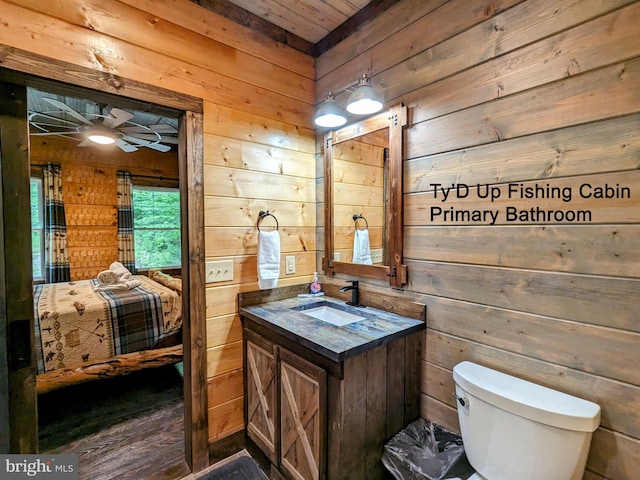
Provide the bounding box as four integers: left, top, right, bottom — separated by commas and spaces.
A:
33, 275, 182, 374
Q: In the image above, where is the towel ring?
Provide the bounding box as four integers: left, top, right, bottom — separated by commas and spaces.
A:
257, 210, 279, 231
353, 214, 369, 231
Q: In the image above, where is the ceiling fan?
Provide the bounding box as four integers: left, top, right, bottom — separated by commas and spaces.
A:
28, 98, 178, 153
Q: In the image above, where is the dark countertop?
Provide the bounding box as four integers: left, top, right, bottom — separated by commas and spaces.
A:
239, 295, 425, 363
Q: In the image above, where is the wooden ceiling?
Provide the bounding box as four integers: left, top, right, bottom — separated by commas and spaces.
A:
194, 0, 401, 56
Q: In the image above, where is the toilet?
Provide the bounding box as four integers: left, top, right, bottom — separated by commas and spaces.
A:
452, 361, 601, 480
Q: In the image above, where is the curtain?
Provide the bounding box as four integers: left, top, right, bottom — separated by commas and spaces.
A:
117, 170, 136, 272
43, 163, 71, 283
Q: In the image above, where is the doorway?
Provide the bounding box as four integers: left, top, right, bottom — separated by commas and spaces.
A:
0, 62, 208, 475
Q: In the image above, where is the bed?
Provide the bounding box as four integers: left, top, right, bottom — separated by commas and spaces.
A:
33, 271, 183, 393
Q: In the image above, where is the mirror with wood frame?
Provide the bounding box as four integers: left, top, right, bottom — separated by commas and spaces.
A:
322, 103, 407, 288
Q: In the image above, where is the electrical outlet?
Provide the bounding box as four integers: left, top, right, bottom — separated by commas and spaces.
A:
334, 252, 341, 261
285, 255, 296, 274
371, 249, 383, 264
206, 260, 234, 282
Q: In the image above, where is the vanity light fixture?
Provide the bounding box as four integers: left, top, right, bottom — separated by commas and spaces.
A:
314, 94, 348, 128
346, 74, 383, 115
314, 73, 383, 128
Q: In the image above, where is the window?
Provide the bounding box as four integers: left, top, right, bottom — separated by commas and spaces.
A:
133, 186, 181, 269
30, 178, 45, 280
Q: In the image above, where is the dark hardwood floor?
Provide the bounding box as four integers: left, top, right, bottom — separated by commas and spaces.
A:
38, 364, 190, 480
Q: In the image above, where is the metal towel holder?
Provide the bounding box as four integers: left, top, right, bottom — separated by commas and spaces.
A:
353, 214, 369, 230
257, 210, 279, 231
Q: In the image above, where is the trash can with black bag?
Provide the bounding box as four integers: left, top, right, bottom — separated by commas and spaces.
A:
382, 418, 475, 480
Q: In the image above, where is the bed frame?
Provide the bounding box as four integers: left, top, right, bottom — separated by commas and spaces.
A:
36, 343, 183, 394
35, 270, 184, 394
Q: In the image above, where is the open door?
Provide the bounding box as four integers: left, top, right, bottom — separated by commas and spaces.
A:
0, 80, 38, 452
0, 59, 208, 472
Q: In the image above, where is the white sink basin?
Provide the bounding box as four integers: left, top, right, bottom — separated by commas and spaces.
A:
300, 305, 366, 326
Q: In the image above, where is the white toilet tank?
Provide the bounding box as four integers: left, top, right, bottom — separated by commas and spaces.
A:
452, 361, 600, 480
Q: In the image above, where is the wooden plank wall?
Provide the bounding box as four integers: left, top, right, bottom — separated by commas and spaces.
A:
0, 0, 315, 446
30, 136, 178, 280
317, 0, 640, 478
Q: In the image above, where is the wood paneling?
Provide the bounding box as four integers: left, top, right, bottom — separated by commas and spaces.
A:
208, 368, 243, 407
207, 341, 243, 378
404, 115, 640, 192
0, 1, 313, 127
121, 0, 314, 78
207, 397, 244, 442
1, 0, 318, 456
317, 0, 640, 477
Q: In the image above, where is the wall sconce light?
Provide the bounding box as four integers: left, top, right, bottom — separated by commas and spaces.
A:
315, 73, 383, 128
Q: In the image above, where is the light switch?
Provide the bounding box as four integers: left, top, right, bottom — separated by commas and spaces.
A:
371, 249, 383, 264
206, 260, 234, 282
285, 255, 296, 274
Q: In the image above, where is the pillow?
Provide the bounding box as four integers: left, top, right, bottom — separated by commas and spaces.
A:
149, 269, 182, 294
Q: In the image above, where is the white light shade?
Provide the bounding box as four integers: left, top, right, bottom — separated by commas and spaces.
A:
86, 126, 117, 145
314, 95, 347, 128
88, 133, 116, 144
346, 74, 383, 115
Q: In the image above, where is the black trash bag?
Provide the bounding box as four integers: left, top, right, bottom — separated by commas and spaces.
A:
382, 419, 475, 480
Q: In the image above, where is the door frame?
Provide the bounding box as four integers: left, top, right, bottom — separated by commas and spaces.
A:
1, 79, 37, 453
0, 46, 209, 473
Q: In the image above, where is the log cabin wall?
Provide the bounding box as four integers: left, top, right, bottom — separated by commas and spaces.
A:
30, 136, 178, 281
0, 0, 315, 445
317, 0, 640, 478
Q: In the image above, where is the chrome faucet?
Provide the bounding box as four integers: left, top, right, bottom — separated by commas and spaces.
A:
339, 280, 360, 306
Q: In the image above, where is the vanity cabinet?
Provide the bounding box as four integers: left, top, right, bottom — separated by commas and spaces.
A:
245, 330, 277, 464
245, 328, 326, 480
242, 316, 423, 480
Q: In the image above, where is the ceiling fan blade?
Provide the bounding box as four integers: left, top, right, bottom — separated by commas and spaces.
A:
103, 108, 134, 129
42, 98, 92, 125
30, 122, 80, 130
123, 135, 152, 146
30, 131, 84, 136
127, 133, 179, 144
143, 142, 172, 153
149, 124, 178, 134
123, 135, 172, 152
118, 124, 177, 134
29, 111, 79, 126
116, 139, 139, 153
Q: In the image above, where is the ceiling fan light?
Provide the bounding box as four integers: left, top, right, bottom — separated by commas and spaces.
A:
88, 133, 116, 145
86, 127, 117, 145
314, 95, 347, 128
346, 74, 383, 115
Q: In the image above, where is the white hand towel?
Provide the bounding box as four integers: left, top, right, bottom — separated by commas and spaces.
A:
353, 229, 372, 265
258, 229, 280, 290
95, 283, 129, 292
110, 261, 132, 281
97, 269, 117, 286
123, 278, 142, 289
